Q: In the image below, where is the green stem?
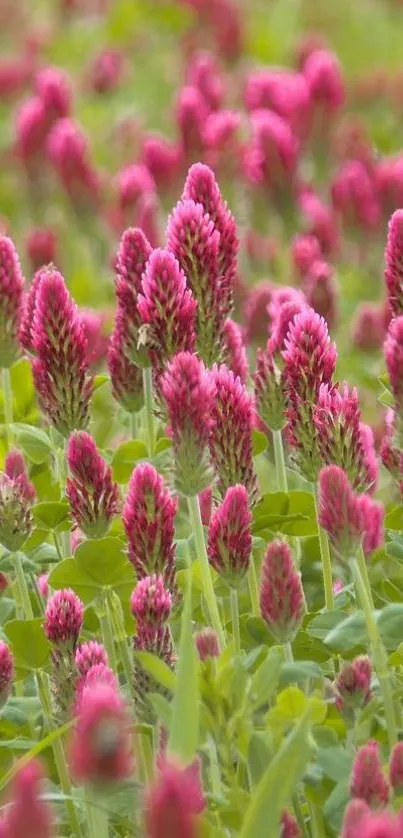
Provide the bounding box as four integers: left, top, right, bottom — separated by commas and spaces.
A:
292, 793, 310, 838
247, 556, 260, 617
351, 557, 397, 749
313, 491, 334, 611
85, 789, 108, 838
53, 531, 63, 562
14, 552, 34, 619
142, 367, 156, 456
2, 367, 13, 449
208, 737, 222, 797
129, 411, 137, 439
272, 429, 288, 492
109, 593, 134, 699
188, 495, 225, 649
309, 802, 325, 838
98, 590, 117, 672
284, 642, 294, 663
230, 587, 241, 656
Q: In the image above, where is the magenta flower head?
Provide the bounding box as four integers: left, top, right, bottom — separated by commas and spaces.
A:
117, 162, 155, 217
114, 226, 152, 368
243, 280, 273, 345
130, 574, 172, 629
182, 163, 238, 322
313, 383, 378, 493
0, 470, 34, 551
70, 682, 133, 786
0, 641, 13, 709
30, 267, 93, 436
195, 628, 220, 661
107, 327, 144, 414
35, 66, 71, 118
176, 85, 208, 157
245, 109, 299, 192
75, 663, 118, 714
15, 96, 49, 169
299, 190, 339, 257
18, 268, 43, 354
318, 466, 383, 560
385, 315, 403, 408
281, 811, 300, 838
385, 209, 403, 317
291, 234, 322, 281
25, 226, 58, 272
142, 133, 182, 191
145, 758, 205, 838
254, 341, 286, 432
303, 48, 345, 113
0, 236, 25, 367
389, 742, 403, 793
137, 248, 197, 369
186, 50, 224, 111
209, 364, 258, 502
44, 589, 84, 651
260, 540, 304, 643
123, 463, 177, 592
167, 199, 221, 365
331, 161, 380, 233
207, 485, 252, 587
341, 800, 371, 838
221, 319, 248, 383
304, 259, 338, 329
335, 655, 372, 710
66, 431, 120, 538
352, 303, 386, 352
75, 641, 108, 677
349, 740, 390, 807
37, 573, 49, 599
161, 352, 215, 496
3, 760, 53, 838
47, 117, 99, 207
5, 449, 35, 501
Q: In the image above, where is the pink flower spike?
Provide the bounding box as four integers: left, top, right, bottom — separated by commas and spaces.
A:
75, 663, 118, 714
0, 470, 33, 551
245, 109, 299, 192
3, 760, 54, 838
161, 352, 215, 496
137, 248, 197, 368
114, 226, 152, 368
349, 740, 390, 807
0, 641, 13, 708
283, 308, 337, 398
341, 800, 371, 838
390, 742, 403, 793
291, 234, 322, 281
107, 327, 144, 414
254, 342, 286, 432
66, 431, 120, 538
209, 364, 258, 502
304, 259, 338, 329
5, 449, 35, 502
186, 50, 224, 112
260, 540, 304, 643
30, 267, 93, 435
0, 236, 25, 368
384, 315, 403, 407
176, 86, 208, 157
130, 574, 172, 627
303, 48, 345, 113
117, 163, 155, 215
318, 465, 380, 559
44, 589, 84, 651
331, 161, 380, 233
25, 227, 58, 272
385, 209, 403, 317
195, 628, 220, 661
70, 682, 133, 785
145, 758, 205, 838
207, 485, 252, 587
75, 641, 108, 676
356, 494, 384, 557
47, 117, 100, 207
142, 134, 182, 191
335, 655, 372, 709
123, 463, 177, 591
281, 810, 300, 838
18, 268, 44, 354
37, 573, 48, 599
221, 319, 248, 383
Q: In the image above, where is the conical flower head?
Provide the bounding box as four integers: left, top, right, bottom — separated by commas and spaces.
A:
384, 315, 403, 409
66, 431, 120, 538
145, 758, 205, 838
107, 326, 144, 414
114, 227, 152, 367
195, 628, 220, 661
221, 319, 248, 383
182, 163, 238, 323
167, 199, 221, 365
69, 682, 133, 785
335, 655, 372, 709
0, 472, 33, 551
0, 641, 13, 709
349, 740, 390, 807
30, 267, 93, 436
0, 236, 25, 367
161, 352, 215, 496
207, 485, 252, 587
5, 449, 35, 502
75, 663, 118, 714
260, 540, 304, 643
314, 383, 378, 492
209, 364, 258, 503
75, 641, 108, 676
132, 576, 175, 722
3, 760, 54, 838
137, 248, 197, 368
318, 466, 383, 561
254, 341, 286, 431
44, 589, 84, 651
384, 209, 403, 318
131, 574, 172, 629
390, 742, 403, 793
18, 268, 44, 354
123, 463, 177, 592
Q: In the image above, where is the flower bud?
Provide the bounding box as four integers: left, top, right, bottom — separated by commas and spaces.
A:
260, 540, 304, 643
0, 236, 25, 367
349, 740, 390, 807
145, 758, 205, 838
195, 628, 220, 661
207, 485, 252, 587
44, 589, 84, 651
3, 760, 54, 838
66, 431, 120, 538
335, 655, 372, 709
0, 641, 13, 709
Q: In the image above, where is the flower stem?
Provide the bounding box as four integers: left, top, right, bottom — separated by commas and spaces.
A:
2, 367, 13, 450
85, 789, 108, 838
247, 555, 260, 617
129, 411, 137, 439
14, 552, 34, 619
284, 642, 294, 663
98, 590, 117, 672
292, 793, 310, 838
351, 557, 397, 749
313, 490, 334, 611
230, 587, 241, 655
142, 366, 155, 456
188, 494, 225, 649
272, 429, 288, 493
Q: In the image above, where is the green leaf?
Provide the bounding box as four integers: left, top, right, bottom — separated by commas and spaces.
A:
317, 747, 353, 783
32, 501, 70, 532
155, 437, 172, 454
47, 558, 99, 604
10, 423, 52, 464
4, 619, 51, 674
252, 491, 317, 537
307, 611, 347, 641
379, 388, 395, 409
323, 777, 350, 832
48, 538, 134, 604
376, 603, 403, 649
0, 719, 74, 792
252, 430, 268, 457
240, 712, 312, 838
279, 660, 323, 686
134, 652, 176, 691
148, 693, 172, 729
168, 572, 200, 762
249, 647, 282, 710
93, 374, 109, 391
111, 440, 148, 482
248, 731, 273, 787
324, 611, 367, 652
385, 506, 403, 530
